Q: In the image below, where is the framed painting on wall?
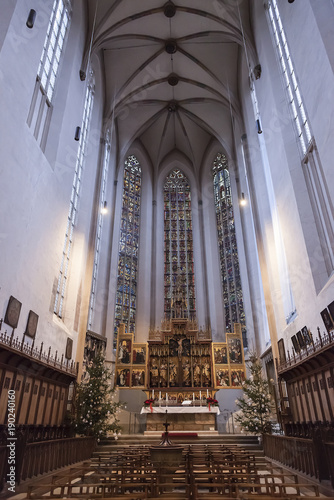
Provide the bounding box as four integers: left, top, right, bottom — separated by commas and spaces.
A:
301, 326, 312, 345
327, 300, 334, 323
296, 330, 305, 349
320, 308, 333, 333
291, 335, 300, 353
24, 310, 38, 338
65, 338, 73, 359
4, 295, 22, 329
277, 338, 286, 364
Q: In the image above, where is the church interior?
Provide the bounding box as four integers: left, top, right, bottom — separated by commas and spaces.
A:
1, 0, 334, 498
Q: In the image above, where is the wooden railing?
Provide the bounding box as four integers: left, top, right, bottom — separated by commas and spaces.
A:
277, 330, 334, 373
263, 434, 318, 478
0, 330, 76, 376
0, 435, 95, 491
20, 436, 95, 481
325, 442, 334, 488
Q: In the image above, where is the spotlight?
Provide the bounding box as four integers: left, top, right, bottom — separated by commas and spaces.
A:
26, 9, 36, 29
256, 119, 262, 134
74, 126, 81, 141
240, 193, 247, 206
101, 201, 108, 214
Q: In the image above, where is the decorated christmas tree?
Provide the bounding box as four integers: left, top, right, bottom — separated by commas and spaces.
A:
74, 353, 123, 440
235, 352, 274, 435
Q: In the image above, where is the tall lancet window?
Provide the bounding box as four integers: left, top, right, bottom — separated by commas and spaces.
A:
87, 129, 111, 330
164, 169, 196, 319
54, 72, 94, 318
27, 0, 72, 149
266, 0, 334, 277
114, 155, 142, 344
213, 153, 247, 345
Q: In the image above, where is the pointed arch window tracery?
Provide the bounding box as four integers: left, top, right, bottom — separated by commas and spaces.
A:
212, 153, 247, 345
114, 155, 142, 344
163, 169, 196, 319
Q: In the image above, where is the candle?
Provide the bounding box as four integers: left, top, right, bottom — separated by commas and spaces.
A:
207, 389, 209, 398
166, 393, 168, 406
159, 391, 161, 400
152, 389, 154, 398
199, 390, 201, 399
193, 392, 195, 402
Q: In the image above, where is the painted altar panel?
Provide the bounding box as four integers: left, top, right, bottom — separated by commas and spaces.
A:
114, 323, 245, 391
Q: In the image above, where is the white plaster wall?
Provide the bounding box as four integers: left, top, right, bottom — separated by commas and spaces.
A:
0, 0, 17, 51
248, 1, 334, 356
0, 1, 103, 361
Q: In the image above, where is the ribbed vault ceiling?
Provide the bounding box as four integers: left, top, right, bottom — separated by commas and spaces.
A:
83, 0, 256, 173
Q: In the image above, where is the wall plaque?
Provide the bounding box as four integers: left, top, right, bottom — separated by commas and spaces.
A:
24, 310, 39, 338
65, 338, 73, 360
4, 295, 22, 329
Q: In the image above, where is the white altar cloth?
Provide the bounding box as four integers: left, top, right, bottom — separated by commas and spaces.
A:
140, 406, 220, 415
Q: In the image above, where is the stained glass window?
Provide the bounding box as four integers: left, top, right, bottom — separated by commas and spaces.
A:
114, 155, 141, 345
212, 153, 247, 346
164, 169, 196, 319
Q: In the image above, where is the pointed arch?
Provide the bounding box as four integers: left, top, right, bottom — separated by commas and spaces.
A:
163, 169, 196, 319
113, 154, 142, 344
212, 152, 247, 345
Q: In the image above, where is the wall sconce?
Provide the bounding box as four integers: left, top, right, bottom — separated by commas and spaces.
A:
240, 193, 247, 206
256, 119, 262, 134
74, 126, 81, 141
101, 201, 108, 214
26, 9, 36, 29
